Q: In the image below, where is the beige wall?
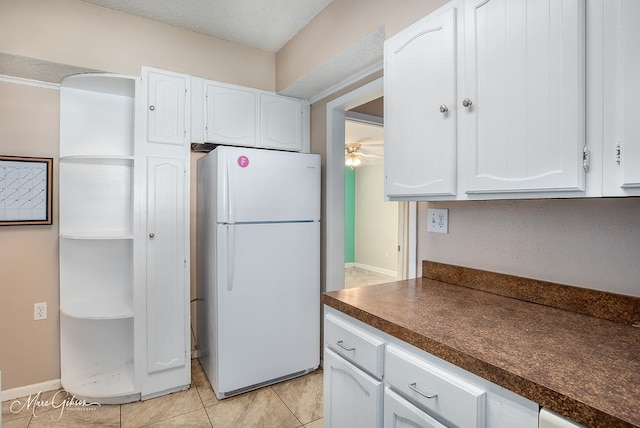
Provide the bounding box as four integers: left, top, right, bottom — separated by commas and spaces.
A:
417, 199, 640, 297
0, 82, 61, 390
276, 0, 447, 91
0, 0, 275, 90
355, 163, 397, 273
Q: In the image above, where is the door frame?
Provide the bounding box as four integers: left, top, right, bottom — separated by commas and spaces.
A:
325, 77, 417, 292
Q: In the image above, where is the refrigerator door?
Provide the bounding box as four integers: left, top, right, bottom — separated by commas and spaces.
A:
214, 221, 320, 395
214, 146, 320, 223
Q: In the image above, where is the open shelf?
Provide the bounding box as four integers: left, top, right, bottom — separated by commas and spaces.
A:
63, 362, 139, 405
60, 239, 133, 319
59, 161, 133, 236
60, 75, 135, 158
60, 315, 137, 404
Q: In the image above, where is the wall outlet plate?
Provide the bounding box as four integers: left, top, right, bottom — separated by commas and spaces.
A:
34, 302, 47, 320
427, 208, 449, 233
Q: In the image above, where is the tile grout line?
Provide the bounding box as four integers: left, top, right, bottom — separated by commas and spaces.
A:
270, 385, 304, 427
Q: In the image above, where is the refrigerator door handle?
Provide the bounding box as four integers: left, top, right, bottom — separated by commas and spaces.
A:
225, 157, 234, 224
226, 225, 235, 291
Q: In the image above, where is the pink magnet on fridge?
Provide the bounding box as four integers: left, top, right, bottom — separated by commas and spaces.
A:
237, 155, 249, 168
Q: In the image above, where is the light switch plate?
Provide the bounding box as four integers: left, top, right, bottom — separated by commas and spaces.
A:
427, 208, 449, 233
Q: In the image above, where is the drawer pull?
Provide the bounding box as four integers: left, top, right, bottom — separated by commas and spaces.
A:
409, 382, 438, 399
336, 340, 355, 352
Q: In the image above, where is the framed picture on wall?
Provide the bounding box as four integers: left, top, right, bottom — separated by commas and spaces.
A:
0, 155, 53, 226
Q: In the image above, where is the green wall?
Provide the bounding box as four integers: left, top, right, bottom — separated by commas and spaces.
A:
344, 167, 356, 263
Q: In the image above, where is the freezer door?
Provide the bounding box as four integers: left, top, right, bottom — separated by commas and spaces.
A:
214, 221, 320, 395
215, 146, 320, 223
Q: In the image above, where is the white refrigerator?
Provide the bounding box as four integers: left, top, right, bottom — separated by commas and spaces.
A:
197, 145, 320, 399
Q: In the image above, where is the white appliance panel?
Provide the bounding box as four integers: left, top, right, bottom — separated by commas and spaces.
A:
213, 146, 320, 223
214, 221, 320, 393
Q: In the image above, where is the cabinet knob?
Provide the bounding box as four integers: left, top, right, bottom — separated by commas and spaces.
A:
149, 105, 155, 111
149, 232, 155, 238
439, 104, 448, 113
462, 98, 473, 108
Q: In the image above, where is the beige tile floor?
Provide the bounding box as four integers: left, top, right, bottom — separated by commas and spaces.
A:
345, 266, 397, 289
1, 360, 323, 427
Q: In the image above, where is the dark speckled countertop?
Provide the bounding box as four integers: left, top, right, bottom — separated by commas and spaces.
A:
322, 262, 640, 428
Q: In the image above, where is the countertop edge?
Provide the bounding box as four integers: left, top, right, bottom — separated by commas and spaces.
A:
321, 292, 637, 428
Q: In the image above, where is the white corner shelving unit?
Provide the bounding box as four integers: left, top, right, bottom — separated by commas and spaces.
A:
59, 68, 192, 404
59, 73, 139, 404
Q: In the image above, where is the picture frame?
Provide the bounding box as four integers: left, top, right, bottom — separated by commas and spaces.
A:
0, 155, 53, 226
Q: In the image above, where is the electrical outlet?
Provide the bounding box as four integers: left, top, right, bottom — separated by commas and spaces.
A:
427, 208, 449, 233
34, 302, 47, 320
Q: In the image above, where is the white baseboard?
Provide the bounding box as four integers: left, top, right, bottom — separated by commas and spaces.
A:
352, 263, 397, 278
344, 262, 355, 268
1, 379, 62, 402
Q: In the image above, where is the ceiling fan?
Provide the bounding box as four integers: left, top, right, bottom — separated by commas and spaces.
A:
345, 142, 383, 167
344, 118, 384, 167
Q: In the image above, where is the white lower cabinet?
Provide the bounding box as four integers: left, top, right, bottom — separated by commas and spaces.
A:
324, 349, 384, 428
385, 387, 446, 428
324, 306, 539, 428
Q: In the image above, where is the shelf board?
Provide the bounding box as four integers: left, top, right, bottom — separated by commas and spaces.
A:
61, 297, 134, 320
62, 362, 139, 405
61, 74, 136, 98
60, 155, 134, 165
59, 233, 133, 240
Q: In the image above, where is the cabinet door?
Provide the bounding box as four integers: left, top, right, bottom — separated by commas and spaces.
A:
260, 94, 304, 151
384, 5, 457, 199
205, 83, 257, 146
324, 349, 383, 428
384, 387, 447, 428
461, 0, 586, 194
146, 156, 188, 373
603, 0, 640, 196
144, 68, 188, 146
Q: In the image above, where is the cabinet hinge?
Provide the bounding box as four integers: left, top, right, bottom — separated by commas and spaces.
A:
616, 140, 621, 165
582, 147, 590, 172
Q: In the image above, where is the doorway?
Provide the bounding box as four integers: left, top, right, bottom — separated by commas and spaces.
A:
325, 77, 417, 292
343, 113, 397, 288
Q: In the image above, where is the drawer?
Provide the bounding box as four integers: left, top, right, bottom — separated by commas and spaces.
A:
385, 344, 486, 428
325, 313, 384, 379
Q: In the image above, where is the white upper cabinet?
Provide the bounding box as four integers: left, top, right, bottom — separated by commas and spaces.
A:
603, 0, 640, 196
461, 0, 586, 195
201, 81, 309, 152
205, 82, 258, 147
384, 4, 457, 199
260, 93, 305, 151
144, 68, 188, 146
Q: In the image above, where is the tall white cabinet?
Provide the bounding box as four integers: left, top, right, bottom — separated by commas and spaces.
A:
135, 67, 191, 398
59, 67, 190, 404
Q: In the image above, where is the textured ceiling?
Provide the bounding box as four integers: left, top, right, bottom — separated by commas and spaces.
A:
81, 0, 333, 52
